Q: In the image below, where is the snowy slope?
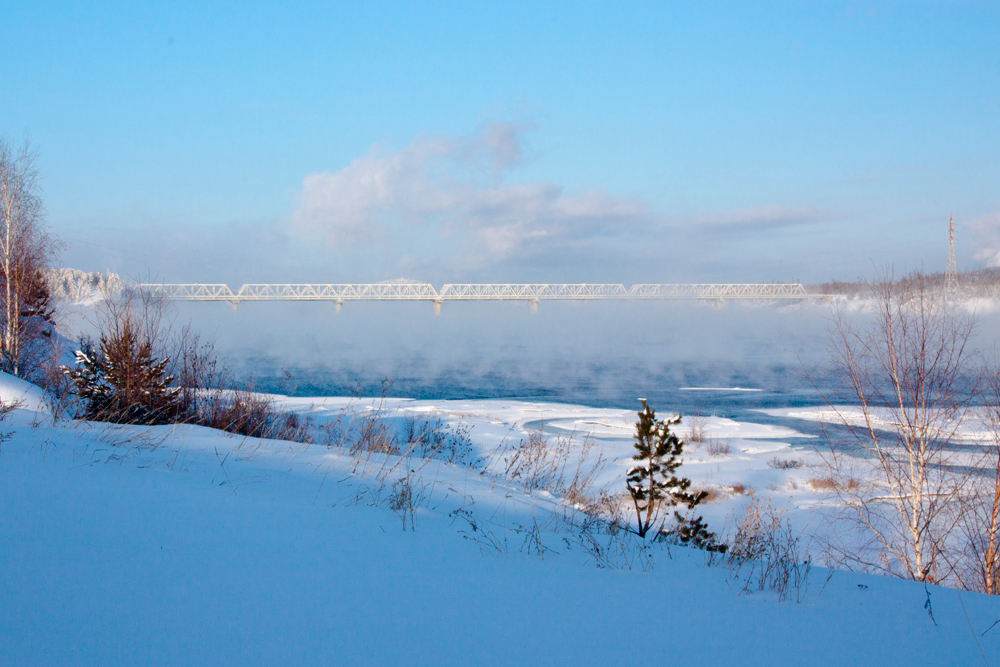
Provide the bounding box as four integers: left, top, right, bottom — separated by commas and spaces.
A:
0, 372, 50, 416
1, 393, 999, 666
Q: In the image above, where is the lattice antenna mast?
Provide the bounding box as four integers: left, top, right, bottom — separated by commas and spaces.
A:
945, 214, 959, 293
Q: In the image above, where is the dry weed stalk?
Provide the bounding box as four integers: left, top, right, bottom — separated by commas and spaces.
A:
711, 493, 811, 602
561, 503, 658, 571
450, 506, 510, 556
387, 473, 425, 531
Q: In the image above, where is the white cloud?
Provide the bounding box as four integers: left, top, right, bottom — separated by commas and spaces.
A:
969, 211, 1000, 267
284, 123, 850, 281
289, 124, 647, 262
690, 204, 828, 232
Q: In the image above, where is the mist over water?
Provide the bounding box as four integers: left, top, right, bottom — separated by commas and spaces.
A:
159, 299, 849, 417
59, 297, 1000, 422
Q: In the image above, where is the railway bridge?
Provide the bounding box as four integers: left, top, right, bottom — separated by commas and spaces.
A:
138, 282, 818, 313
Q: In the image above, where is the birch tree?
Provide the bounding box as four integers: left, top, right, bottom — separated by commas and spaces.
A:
0, 138, 55, 377
960, 363, 1000, 594
821, 272, 977, 583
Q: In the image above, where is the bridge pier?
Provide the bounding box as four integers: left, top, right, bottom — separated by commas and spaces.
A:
335, 300, 342, 313
229, 300, 239, 312
530, 299, 538, 313
433, 300, 442, 316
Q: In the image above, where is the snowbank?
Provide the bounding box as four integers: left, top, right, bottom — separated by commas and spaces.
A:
0, 371, 49, 415
1, 403, 997, 665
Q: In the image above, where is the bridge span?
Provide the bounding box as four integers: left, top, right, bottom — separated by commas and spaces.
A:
139, 282, 817, 313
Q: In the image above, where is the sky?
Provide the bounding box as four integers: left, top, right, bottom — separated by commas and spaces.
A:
2, 1, 998, 285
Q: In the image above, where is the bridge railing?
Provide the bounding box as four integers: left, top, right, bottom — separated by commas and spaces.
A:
139, 284, 238, 300
438, 284, 631, 300
629, 283, 809, 299
138, 282, 816, 303
234, 284, 439, 301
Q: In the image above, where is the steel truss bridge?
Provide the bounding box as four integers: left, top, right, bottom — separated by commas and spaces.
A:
139, 282, 816, 312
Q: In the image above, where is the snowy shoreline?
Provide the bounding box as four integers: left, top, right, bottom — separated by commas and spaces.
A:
3, 373, 1000, 664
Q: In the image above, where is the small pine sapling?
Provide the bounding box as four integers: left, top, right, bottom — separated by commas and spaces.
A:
668, 513, 726, 553
64, 333, 180, 425
626, 400, 709, 539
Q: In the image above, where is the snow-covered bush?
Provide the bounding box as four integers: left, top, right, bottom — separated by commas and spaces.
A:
60, 289, 309, 438
67, 335, 180, 425
63, 289, 181, 426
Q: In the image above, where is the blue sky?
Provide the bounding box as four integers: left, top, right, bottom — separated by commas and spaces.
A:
2, 1, 998, 284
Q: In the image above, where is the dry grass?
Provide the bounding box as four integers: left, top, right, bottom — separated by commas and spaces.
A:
570, 489, 633, 528
708, 493, 811, 602
401, 417, 480, 466
707, 438, 731, 457
0, 399, 20, 453
691, 486, 721, 503
808, 476, 859, 491
314, 384, 408, 477
484, 424, 608, 502
190, 386, 313, 442
728, 483, 751, 496
331, 416, 477, 479
347, 471, 428, 531
559, 493, 658, 572
808, 476, 836, 491
314, 389, 481, 482
386, 473, 424, 531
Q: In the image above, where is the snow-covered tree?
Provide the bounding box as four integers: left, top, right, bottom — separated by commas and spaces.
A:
66, 331, 179, 425
63, 289, 179, 425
